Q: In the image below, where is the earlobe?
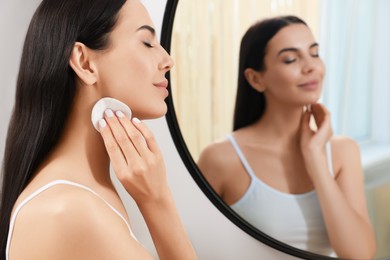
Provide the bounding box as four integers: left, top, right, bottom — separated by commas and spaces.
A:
244, 68, 266, 92
69, 42, 97, 86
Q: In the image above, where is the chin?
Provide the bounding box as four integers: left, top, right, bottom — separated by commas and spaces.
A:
304, 93, 321, 104
136, 105, 167, 120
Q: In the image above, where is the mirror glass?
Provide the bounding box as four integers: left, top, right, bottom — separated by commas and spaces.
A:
168, 0, 390, 259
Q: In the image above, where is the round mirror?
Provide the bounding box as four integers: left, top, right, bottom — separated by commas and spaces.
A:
161, 0, 390, 259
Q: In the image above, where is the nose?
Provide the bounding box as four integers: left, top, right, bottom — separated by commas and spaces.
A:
159, 47, 174, 71
302, 54, 321, 74
302, 59, 315, 74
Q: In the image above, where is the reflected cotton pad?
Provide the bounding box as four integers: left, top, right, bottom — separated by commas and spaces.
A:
91, 97, 132, 131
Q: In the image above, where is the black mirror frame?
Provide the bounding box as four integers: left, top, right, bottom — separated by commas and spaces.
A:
160, 1, 339, 259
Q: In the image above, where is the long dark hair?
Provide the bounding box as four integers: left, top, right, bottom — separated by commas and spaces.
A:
0, 0, 126, 256
233, 16, 307, 131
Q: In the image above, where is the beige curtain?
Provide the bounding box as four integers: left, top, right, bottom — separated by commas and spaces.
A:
170, 0, 320, 161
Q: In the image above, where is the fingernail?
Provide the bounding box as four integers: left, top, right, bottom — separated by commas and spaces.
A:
105, 109, 114, 118
132, 117, 141, 124
99, 118, 107, 128
116, 111, 124, 118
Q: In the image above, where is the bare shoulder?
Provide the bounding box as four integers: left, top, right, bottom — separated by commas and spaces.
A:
331, 135, 360, 153
331, 135, 361, 164
330, 135, 362, 179
10, 184, 149, 260
197, 137, 240, 193
198, 138, 235, 166
198, 137, 238, 174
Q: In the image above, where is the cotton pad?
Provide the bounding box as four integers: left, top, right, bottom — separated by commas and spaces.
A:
91, 97, 132, 131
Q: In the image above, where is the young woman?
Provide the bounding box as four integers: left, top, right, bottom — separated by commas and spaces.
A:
198, 16, 376, 259
0, 0, 197, 259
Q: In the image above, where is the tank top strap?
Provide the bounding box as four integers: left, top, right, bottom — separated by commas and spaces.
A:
326, 141, 335, 177
6, 180, 137, 260
227, 134, 257, 180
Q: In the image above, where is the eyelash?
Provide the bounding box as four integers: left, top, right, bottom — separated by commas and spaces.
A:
283, 53, 320, 64
143, 41, 154, 48
284, 59, 296, 64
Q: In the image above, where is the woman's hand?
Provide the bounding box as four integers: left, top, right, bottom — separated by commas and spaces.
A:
98, 109, 169, 205
98, 109, 198, 260
299, 104, 377, 258
300, 103, 333, 155
299, 103, 333, 179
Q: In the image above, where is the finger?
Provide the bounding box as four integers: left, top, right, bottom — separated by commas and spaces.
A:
115, 111, 152, 158
311, 104, 333, 139
315, 104, 331, 125
131, 117, 161, 155
98, 118, 128, 173
104, 109, 140, 161
300, 110, 314, 146
316, 112, 333, 137
300, 110, 313, 138
311, 103, 328, 128
300, 109, 311, 130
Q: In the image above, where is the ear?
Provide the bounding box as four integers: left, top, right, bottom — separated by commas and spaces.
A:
244, 68, 266, 92
69, 42, 98, 86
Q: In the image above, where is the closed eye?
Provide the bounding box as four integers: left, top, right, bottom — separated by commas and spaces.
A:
311, 52, 320, 58
284, 58, 296, 64
143, 41, 154, 48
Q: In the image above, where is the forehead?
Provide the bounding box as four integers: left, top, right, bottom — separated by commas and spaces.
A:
266, 24, 316, 54
115, 0, 154, 31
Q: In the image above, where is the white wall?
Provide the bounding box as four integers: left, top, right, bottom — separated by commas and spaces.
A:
0, 1, 294, 259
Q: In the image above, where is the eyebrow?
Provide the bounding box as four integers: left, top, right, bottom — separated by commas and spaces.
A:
136, 25, 156, 35
277, 43, 319, 56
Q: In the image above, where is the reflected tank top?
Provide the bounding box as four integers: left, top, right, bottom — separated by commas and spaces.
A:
228, 134, 334, 256
6, 180, 137, 260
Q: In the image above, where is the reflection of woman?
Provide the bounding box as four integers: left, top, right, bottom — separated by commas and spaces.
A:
198, 16, 376, 258
0, 0, 197, 259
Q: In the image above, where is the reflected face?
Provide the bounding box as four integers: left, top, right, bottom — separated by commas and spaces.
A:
260, 24, 325, 106
94, 0, 174, 119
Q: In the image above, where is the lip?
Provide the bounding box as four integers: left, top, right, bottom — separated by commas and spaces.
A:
298, 80, 319, 90
153, 79, 169, 89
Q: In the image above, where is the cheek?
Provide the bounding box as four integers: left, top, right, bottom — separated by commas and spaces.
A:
98, 54, 148, 96
267, 67, 300, 90
318, 61, 326, 79
263, 67, 306, 103
94, 46, 165, 118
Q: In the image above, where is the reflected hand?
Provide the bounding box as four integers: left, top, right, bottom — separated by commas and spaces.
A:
300, 103, 333, 158
98, 109, 169, 205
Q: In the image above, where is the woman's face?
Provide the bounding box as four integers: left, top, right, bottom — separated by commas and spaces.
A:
259, 23, 325, 107
94, 0, 173, 119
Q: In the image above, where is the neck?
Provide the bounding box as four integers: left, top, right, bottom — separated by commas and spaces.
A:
252, 101, 305, 146
38, 90, 111, 185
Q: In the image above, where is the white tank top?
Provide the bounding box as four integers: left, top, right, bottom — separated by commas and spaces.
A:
227, 134, 334, 256
6, 180, 137, 260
